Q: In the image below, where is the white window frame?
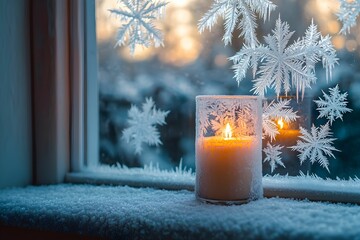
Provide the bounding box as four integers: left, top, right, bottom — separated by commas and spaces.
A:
62, 0, 360, 204
69, 0, 98, 171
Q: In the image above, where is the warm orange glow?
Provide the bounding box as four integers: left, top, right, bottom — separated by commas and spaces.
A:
224, 123, 232, 139
277, 118, 284, 130
327, 20, 340, 34
332, 35, 345, 49
170, 9, 193, 24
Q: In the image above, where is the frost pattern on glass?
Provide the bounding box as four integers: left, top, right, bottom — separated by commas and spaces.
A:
198, 0, 276, 46
230, 17, 338, 98
196, 97, 261, 138
122, 98, 170, 154
314, 84, 352, 125
290, 123, 338, 172
337, 0, 360, 34
109, 0, 167, 55
263, 143, 284, 173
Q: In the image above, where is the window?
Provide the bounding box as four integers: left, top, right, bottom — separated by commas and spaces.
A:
93, 0, 360, 178
67, 0, 360, 202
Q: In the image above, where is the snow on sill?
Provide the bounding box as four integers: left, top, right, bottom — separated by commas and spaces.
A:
2, 184, 360, 239
66, 167, 360, 204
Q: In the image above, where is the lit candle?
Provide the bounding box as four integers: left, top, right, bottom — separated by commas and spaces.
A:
266, 118, 304, 175
196, 124, 262, 203
276, 118, 299, 147
195, 95, 263, 204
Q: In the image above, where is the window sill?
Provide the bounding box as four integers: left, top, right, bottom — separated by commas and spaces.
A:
1, 184, 360, 239
66, 172, 360, 204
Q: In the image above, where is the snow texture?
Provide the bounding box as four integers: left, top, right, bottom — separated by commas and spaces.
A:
1, 184, 360, 239
314, 84, 352, 125
230, 17, 338, 98
337, 0, 360, 34
198, 0, 276, 46
263, 143, 284, 173
85, 161, 195, 185
290, 123, 338, 172
109, 0, 167, 55
122, 97, 169, 154
262, 99, 298, 140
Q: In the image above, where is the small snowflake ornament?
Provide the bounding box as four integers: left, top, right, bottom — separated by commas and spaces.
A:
230, 17, 338, 98
314, 85, 352, 125
263, 143, 285, 173
109, 0, 168, 55
122, 98, 169, 154
198, 0, 276, 46
337, 0, 360, 34
290, 123, 339, 172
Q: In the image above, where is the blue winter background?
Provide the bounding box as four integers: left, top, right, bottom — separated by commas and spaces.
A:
96, 0, 360, 179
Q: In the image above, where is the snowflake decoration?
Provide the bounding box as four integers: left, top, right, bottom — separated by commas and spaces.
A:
290, 123, 339, 172
263, 143, 284, 173
230, 17, 338, 98
314, 85, 352, 125
262, 99, 298, 140
109, 0, 167, 55
122, 98, 169, 154
198, 0, 276, 46
337, 0, 360, 34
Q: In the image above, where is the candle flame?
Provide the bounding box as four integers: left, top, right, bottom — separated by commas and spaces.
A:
224, 123, 232, 139
277, 118, 284, 129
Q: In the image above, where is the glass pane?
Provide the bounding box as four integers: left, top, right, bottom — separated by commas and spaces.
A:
96, 0, 360, 179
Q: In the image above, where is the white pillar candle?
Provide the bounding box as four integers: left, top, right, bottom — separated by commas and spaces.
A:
195, 96, 262, 204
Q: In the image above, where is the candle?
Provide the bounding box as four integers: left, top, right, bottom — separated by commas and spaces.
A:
276, 118, 299, 147
265, 118, 310, 175
196, 134, 259, 201
195, 96, 263, 204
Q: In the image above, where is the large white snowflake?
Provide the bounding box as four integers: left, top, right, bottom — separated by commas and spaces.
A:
230, 17, 338, 98
263, 143, 284, 173
337, 0, 360, 34
290, 123, 338, 172
262, 99, 298, 140
198, 0, 276, 46
122, 98, 169, 155
109, 0, 167, 55
314, 85, 352, 125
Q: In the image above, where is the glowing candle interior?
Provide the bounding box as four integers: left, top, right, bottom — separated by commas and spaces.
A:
196, 123, 261, 202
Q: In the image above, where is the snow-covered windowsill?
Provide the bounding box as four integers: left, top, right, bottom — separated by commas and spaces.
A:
1, 184, 360, 239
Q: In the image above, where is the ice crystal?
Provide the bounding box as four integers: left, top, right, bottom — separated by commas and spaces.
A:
122, 98, 169, 154
109, 0, 167, 55
210, 102, 253, 137
198, 0, 276, 46
196, 97, 260, 139
290, 123, 338, 172
262, 99, 298, 140
314, 85, 352, 125
337, 0, 360, 34
263, 143, 285, 173
230, 17, 338, 98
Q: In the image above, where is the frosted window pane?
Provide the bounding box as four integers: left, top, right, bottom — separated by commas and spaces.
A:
96, 0, 360, 179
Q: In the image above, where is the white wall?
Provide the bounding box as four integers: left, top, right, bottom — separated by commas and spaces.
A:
0, 0, 32, 188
